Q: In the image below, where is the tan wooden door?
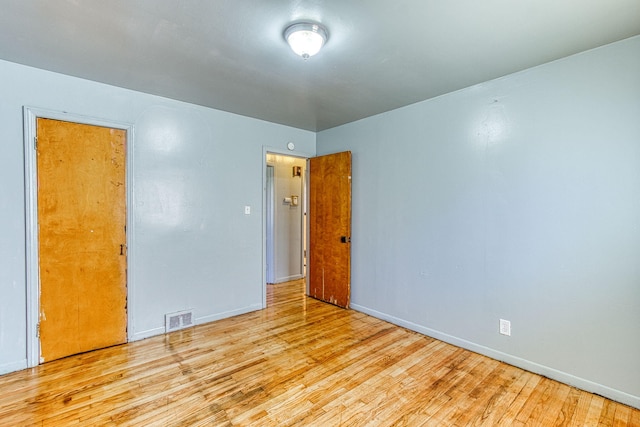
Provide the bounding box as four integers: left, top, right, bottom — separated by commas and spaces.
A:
308, 151, 352, 308
37, 118, 127, 362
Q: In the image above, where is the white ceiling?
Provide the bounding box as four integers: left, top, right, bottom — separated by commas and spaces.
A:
1, 1, 639, 131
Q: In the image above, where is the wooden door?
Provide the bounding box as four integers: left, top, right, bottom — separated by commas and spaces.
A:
308, 151, 352, 308
37, 118, 127, 362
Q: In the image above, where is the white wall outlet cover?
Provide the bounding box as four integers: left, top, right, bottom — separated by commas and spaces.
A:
244, 206, 251, 215
499, 319, 511, 336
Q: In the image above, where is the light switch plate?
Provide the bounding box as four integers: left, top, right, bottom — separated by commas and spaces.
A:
499, 319, 511, 336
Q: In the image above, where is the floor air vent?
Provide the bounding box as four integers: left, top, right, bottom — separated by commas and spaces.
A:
165, 310, 194, 333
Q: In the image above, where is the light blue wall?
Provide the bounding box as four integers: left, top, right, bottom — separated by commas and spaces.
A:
0, 59, 314, 373
317, 36, 640, 408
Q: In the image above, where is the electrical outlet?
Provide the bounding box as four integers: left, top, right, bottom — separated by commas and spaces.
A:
499, 319, 511, 336
244, 206, 251, 215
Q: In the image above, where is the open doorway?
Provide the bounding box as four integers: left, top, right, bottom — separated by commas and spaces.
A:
263, 149, 352, 310
265, 154, 307, 288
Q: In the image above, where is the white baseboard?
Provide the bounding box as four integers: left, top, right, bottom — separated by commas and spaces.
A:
130, 304, 263, 342
197, 304, 262, 324
351, 303, 640, 410
274, 274, 303, 284
0, 359, 28, 376
130, 326, 165, 342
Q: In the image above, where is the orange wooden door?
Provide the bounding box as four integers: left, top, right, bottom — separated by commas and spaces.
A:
308, 151, 352, 308
37, 118, 127, 362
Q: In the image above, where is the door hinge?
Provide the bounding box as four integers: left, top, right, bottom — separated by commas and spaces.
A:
36, 322, 40, 338
34, 137, 38, 150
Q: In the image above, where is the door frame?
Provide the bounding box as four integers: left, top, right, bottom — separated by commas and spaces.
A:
265, 165, 275, 284
261, 146, 313, 308
23, 107, 135, 367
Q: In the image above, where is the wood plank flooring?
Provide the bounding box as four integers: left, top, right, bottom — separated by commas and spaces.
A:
1, 280, 638, 426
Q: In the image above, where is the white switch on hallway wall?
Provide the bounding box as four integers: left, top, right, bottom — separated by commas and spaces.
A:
244, 206, 251, 215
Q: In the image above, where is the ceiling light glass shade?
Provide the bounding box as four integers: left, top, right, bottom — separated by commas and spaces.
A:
284, 22, 328, 59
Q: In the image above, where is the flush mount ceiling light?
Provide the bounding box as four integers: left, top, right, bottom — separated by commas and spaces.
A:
284, 22, 328, 59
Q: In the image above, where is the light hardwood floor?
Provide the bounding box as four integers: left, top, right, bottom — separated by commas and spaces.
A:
1, 280, 638, 426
